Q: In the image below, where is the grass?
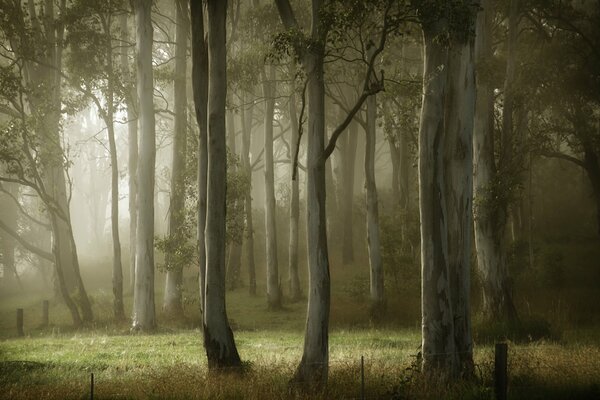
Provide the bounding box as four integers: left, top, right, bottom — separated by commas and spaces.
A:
1, 328, 600, 399
1, 252, 600, 399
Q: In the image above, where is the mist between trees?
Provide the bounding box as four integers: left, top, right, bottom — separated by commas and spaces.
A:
1, 0, 599, 394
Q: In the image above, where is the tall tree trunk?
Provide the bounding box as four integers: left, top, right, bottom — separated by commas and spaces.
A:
275, 0, 330, 387
164, 0, 189, 316
226, 107, 243, 290
418, 19, 455, 376
444, 26, 476, 377
365, 82, 384, 319
191, 0, 209, 313
340, 119, 358, 265
120, 9, 138, 295
203, 0, 241, 368
288, 88, 302, 300
240, 93, 256, 295
474, 0, 519, 325
292, 41, 330, 390
262, 64, 282, 309
132, 0, 156, 330
105, 18, 126, 322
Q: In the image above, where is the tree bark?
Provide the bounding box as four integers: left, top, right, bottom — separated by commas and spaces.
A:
262, 64, 282, 309
104, 17, 126, 322
473, 0, 519, 326
365, 80, 384, 320
120, 9, 138, 295
240, 93, 256, 295
203, 0, 241, 368
340, 119, 358, 265
288, 87, 302, 301
0, 182, 19, 290
275, 0, 330, 387
191, 0, 209, 313
132, 0, 156, 331
418, 20, 455, 376
444, 26, 476, 377
226, 107, 243, 290
164, 0, 189, 317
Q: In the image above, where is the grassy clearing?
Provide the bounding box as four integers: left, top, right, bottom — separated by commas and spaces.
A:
1, 328, 600, 399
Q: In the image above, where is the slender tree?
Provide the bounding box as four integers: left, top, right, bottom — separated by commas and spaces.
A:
164, 0, 190, 316
202, 0, 242, 368
132, 0, 156, 330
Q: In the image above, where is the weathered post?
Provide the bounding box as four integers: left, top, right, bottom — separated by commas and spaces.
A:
42, 300, 49, 327
16, 308, 24, 337
90, 372, 94, 400
360, 355, 365, 400
495, 343, 508, 400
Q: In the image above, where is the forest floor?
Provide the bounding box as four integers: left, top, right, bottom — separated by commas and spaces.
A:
1, 286, 600, 399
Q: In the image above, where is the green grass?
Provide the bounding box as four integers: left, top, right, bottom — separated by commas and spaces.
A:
1, 329, 600, 399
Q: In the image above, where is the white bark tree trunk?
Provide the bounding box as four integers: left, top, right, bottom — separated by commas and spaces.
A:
444, 29, 476, 377
203, 0, 241, 368
418, 20, 455, 375
120, 11, 138, 295
164, 0, 189, 316
262, 64, 282, 309
132, 0, 156, 330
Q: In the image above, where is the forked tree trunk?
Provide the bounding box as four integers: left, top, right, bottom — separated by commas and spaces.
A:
191, 0, 209, 313
444, 28, 476, 377
275, 0, 330, 387
132, 0, 156, 330
365, 83, 384, 319
203, 0, 241, 368
418, 20, 455, 376
262, 64, 282, 309
288, 88, 302, 301
164, 0, 189, 316
240, 93, 257, 295
120, 10, 138, 295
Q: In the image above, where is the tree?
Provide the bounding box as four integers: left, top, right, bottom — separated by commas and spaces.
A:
262, 63, 282, 309
416, 0, 477, 378
163, 0, 190, 316
364, 43, 384, 319
132, 0, 156, 331
0, 0, 93, 326
274, 0, 392, 387
201, 0, 242, 368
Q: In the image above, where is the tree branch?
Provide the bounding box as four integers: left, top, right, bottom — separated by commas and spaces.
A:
0, 219, 54, 262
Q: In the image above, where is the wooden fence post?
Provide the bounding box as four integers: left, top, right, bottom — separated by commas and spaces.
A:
494, 342, 508, 400
90, 372, 94, 400
16, 308, 24, 337
360, 355, 365, 400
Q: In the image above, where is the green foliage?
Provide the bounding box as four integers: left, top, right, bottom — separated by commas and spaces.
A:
226, 149, 250, 245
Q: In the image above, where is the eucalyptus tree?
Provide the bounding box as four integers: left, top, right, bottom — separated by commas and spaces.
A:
119, 7, 138, 294
163, 0, 190, 316
415, 0, 477, 378
0, 0, 93, 326
190, 0, 208, 312
65, 0, 128, 321
132, 0, 156, 331
262, 63, 282, 309
199, 0, 242, 368
274, 0, 402, 387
